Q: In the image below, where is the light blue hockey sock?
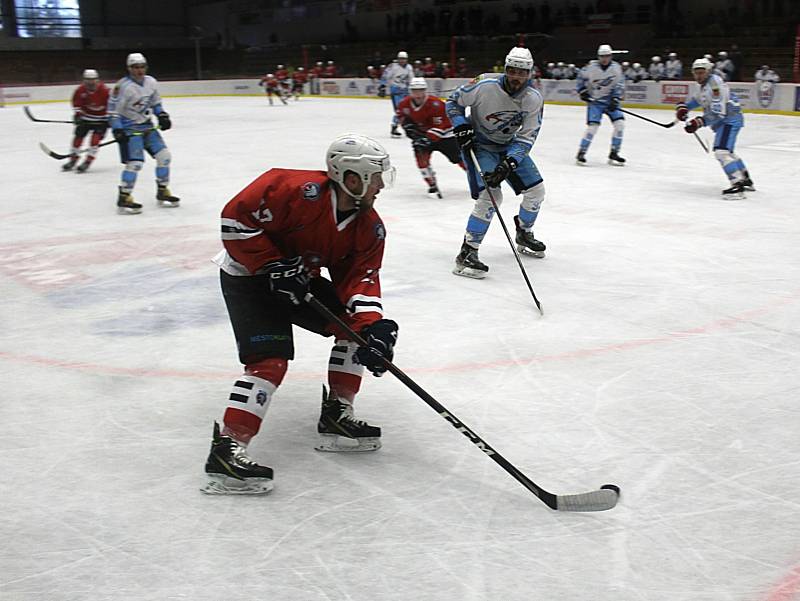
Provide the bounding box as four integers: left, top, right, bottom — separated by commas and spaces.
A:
465, 214, 492, 246
518, 207, 538, 229
155, 166, 169, 185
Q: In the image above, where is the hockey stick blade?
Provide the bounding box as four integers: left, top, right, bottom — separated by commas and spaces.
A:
24, 106, 73, 124
306, 293, 619, 511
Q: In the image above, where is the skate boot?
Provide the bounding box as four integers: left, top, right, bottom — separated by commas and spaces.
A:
721, 181, 746, 200
514, 216, 546, 258
742, 170, 755, 191
156, 184, 180, 208
117, 188, 143, 215
608, 150, 626, 166
428, 184, 442, 199
453, 239, 489, 279
315, 386, 381, 452
575, 150, 587, 165
62, 156, 78, 171
390, 124, 402, 138
201, 422, 274, 495
76, 157, 93, 173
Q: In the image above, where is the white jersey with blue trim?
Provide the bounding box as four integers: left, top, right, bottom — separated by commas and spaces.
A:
446, 74, 544, 162
381, 63, 414, 91
576, 60, 624, 103
685, 73, 742, 128
108, 75, 164, 130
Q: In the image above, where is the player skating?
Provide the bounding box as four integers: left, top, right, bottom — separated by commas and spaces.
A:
291, 67, 307, 99
62, 69, 109, 173
380, 51, 414, 138
259, 73, 287, 105
676, 58, 753, 199
202, 134, 399, 495
446, 47, 547, 279
575, 44, 626, 166
108, 53, 179, 214
395, 77, 464, 197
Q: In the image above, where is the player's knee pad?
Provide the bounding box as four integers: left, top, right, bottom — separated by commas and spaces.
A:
584, 123, 600, 139
124, 160, 143, 173
714, 148, 735, 166
612, 119, 625, 137
328, 339, 364, 401
154, 147, 171, 167
521, 182, 545, 212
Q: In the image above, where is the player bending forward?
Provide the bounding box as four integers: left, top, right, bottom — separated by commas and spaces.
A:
676, 58, 754, 199
575, 44, 626, 166
259, 73, 287, 105
446, 47, 547, 279
396, 77, 464, 198
62, 69, 109, 173
108, 53, 179, 214
202, 134, 399, 495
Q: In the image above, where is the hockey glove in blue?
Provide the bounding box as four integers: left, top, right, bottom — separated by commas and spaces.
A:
157, 112, 172, 131
684, 116, 704, 134
265, 256, 310, 306
453, 123, 475, 154
355, 319, 399, 377
483, 156, 518, 188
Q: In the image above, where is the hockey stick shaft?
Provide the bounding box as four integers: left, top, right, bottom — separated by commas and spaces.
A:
39, 138, 117, 160
618, 107, 676, 128
306, 293, 618, 511
468, 149, 543, 315
693, 131, 709, 153
24, 106, 74, 124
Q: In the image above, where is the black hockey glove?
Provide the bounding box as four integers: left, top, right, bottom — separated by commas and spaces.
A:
684, 116, 704, 134
412, 136, 433, 151
377, 84, 387, 98
453, 123, 475, 154
112, 128, 128, 144
264, 256, 310, 306
608, 97, 621, 111
579, 89, 592, 103
157, 111, 172, 131
483, 156, 518, 188
675, 103, 689, 121
355, 319, 399, 377
72, 113, 81, 125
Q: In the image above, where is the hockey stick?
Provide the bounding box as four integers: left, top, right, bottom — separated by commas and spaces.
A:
693, 131, 709, 153
306, 292, 620, 512
39, 139, 117, 160
469, 149, 543, 315
618, 107, 676, 128
24, 106, 73, 124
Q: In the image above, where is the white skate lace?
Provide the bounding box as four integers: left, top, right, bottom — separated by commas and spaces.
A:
232, 445, 258, 466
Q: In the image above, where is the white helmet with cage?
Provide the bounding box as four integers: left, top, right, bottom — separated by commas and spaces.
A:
505, 47, 534, 71
326, 134, 395, 200
409, 77, 427, 90
126, 53, 147, 67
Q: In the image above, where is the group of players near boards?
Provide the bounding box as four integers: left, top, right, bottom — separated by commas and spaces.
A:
58, 46, 754, 494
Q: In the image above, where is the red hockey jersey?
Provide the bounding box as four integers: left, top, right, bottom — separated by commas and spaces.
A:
216, 169, 387, 331
72, 82, 109, 123
395, 95, 454, 141
292, 71, 308, 84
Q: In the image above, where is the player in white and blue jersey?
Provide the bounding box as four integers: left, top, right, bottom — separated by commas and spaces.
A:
676, 57, 753, 199
380, 51, 415, 138
575, 44, 626, 166
107, 52, 178, 214
446, 47, 546, 279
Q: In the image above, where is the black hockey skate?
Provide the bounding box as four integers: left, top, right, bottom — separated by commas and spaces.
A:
316, 386, 381, 452
742, 170, 755, 191
453, 239, 489, 279
428, 184, 443, 199
514, 216, 546, 258
76, 159, 92, 173
201, 422, 274, 495
156, 185, 180, 208
62, 156, 78, 171
390, 125, 402, 138
117, 188, 143, 215
575, 150, 587, 165
721, 181, 746, 200
608, 150, 626, 166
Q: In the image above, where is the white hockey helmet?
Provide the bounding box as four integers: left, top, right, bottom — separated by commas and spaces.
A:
597, 44, 613, 57
397, 50, 408, 60
668, 52, 677, 58
651, 55, 661, 62
327, 60, 334, 65
326, 134, 395, 200
568, 63, 575, 68
83, 69, 99, 79
704, 53, 713, 60
622, 61, 630, 67
505, 47, 534, 71
126, 53, 147, 67
557, 61, 565, 67
718, 51, 728, 58
547, 62, 555, 68
761, 64, 769, 70
409, 77, 427, 90
316, 61, 324, 66
692, 58, 714, 71
277, 64, 285, 69
632, 62, 641, 69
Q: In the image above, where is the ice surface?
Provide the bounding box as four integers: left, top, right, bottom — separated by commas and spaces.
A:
1, 96, 799, 601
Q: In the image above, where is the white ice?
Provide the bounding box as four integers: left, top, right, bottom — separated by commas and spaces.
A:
1, 95, 799, 601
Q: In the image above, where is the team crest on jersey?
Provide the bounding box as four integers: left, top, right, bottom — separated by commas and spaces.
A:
374, 222, 386, 240
485, 110, 526, 134
256, 390, 268, 405
302, 182, 321, 200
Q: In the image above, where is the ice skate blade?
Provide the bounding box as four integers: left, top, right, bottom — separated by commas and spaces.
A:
117, 206, 142, 215
517, 245, 545, 258
315, 434, 381, 452
452, 265, 488, 279
200, 474, 273, 495
607, 159, 625, 166
575, 160, 587, 166
157, 200, 180, 208
721, 193, 745, 201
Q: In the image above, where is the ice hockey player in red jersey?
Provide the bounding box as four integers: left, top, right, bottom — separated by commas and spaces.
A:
202, 133, 399, 495
310, 61, 324, 94
290, 67, 307, 99
396, 77, 464, 198
63, 69, 109, 172
274, 64, 289, 83
421, 57, 436, 77
259, 73, 287, 105
323, 60, 338, 77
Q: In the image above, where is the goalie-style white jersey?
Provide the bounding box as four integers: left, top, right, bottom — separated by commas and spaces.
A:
446, 74, 544, 163
108, 74, 164, 130
576, 60, 625, 103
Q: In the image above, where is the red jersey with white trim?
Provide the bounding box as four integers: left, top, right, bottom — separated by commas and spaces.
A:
72, 82, 110, 123
275, 68, 289, 81
311, 66, 324, 79
216, 169, 386, 331
292, 71, 308, 84
323, 65, 338, 77
395, 94, 454, 141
